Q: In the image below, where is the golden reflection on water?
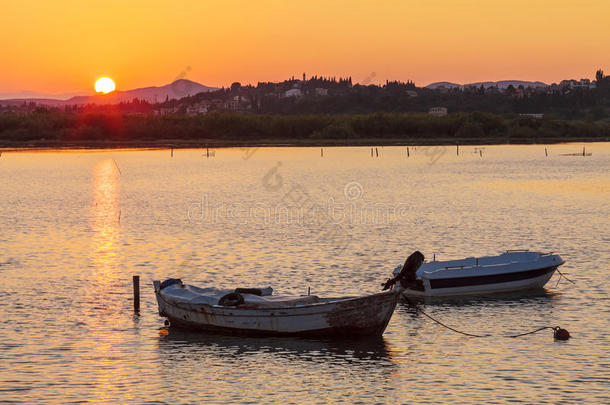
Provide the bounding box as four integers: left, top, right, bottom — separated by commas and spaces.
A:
88, 159, 126, 402
90, 159, 121, 283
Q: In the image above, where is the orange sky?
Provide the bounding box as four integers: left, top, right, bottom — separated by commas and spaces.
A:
2, 0, 610, 96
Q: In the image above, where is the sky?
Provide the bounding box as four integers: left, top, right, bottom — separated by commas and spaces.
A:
2, 0, 610, 98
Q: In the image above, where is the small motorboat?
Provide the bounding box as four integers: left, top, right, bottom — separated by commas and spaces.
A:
393, 250, 565, 297
153, 252, 424, 337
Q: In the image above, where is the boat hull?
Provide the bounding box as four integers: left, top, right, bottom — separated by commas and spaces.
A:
403, 265, 558, 297
155, 287, 400, 337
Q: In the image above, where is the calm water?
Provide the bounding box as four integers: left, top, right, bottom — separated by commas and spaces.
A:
0, 144, 608, 404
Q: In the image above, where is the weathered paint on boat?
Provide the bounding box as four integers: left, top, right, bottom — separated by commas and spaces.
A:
154, 282, 400, 337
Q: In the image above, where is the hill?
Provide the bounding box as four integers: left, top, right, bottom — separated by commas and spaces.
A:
0, 79, 217, 106
426, 80, 548, 89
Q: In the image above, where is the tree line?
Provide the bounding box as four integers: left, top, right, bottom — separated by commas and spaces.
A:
1, 111, 608, 146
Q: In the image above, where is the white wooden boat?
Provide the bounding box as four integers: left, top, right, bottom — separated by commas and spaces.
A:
154, 280, 401, 337
394, 250, 565, 297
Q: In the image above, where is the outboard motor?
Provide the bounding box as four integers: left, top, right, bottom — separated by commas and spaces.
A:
383, 251, 425, 290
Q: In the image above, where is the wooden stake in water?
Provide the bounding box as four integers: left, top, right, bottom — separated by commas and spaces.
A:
171, 148, 174, 158
407, 147, 410, 157
456, 144, 459, 156
321, 148, 323, 157
371, 148, 373, 157
133, 275, 140, 313
375, 147, 379, 157
545, 147, 548, 157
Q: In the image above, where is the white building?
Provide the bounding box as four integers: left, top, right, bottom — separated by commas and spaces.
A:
285, 88, 302, 98
315, 88, 328, 96
428, 107, 448, 116
186, 104, 209, 116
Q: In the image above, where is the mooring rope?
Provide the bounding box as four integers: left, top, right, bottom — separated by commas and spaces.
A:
406, 299, 564, 339
555, 268, 576, 286
415, 306, 489, 337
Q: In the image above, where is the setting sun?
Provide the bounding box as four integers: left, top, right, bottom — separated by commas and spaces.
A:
94, 77, 115, 94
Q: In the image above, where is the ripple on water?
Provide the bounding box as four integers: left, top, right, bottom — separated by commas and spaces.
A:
0, 145, 608, 403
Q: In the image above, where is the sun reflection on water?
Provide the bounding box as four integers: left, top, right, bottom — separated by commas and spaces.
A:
90, 159, 121, 284
88, 159, 128, 402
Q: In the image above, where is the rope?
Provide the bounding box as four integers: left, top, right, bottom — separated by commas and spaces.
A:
555, 268, 576, 285
416, 306, 489, 337
406, 299, 558, 339
505, 326, 555, 338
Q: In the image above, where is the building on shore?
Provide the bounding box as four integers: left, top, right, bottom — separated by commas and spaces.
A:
428, 107, 448, 116
519, 113, 544, 119
284, 88, 302, 98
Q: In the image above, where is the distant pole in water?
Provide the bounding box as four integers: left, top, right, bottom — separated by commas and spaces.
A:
375, 147, 379, 157
583, 146, 586, 156
406, 147, 410, 157
171, 148, 174, 158
479, 149, 482, 157
545, 147, 548, 157
308, 286, 311, 296
132, 275, 140, 313
456, 144, 459, 156
206, 148, 209, 158
321, 148, 323, 157
371, 147, 373, 157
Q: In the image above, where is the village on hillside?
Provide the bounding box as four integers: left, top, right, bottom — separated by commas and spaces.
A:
1, 71, 609, 121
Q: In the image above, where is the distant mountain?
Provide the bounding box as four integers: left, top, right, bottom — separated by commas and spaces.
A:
425, 80, 548, 89
0, 79, 217, 106
0, 90, 87, 101
425, 81, 462, 89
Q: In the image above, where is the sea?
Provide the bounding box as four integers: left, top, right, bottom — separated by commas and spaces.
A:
0, 143, 608, 403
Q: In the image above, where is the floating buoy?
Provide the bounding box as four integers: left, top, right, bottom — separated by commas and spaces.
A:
553, 326, 570, 340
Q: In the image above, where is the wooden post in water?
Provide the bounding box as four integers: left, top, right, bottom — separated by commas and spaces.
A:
456, 144, 459, 156
545, 147, 548, 157
371, 147, 373, 157
375, 147, 379, 157
407, 147, 410, 157
206, 148, 210, 158
133, 275, 140, 313
321, 148, 323, 157
171, 148, 174, 158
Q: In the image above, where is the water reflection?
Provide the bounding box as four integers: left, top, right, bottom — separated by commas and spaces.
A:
87, 159, 125, 402
400, 288, 558, 307
157, 326, 395, 367
89, 159, 121, 287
